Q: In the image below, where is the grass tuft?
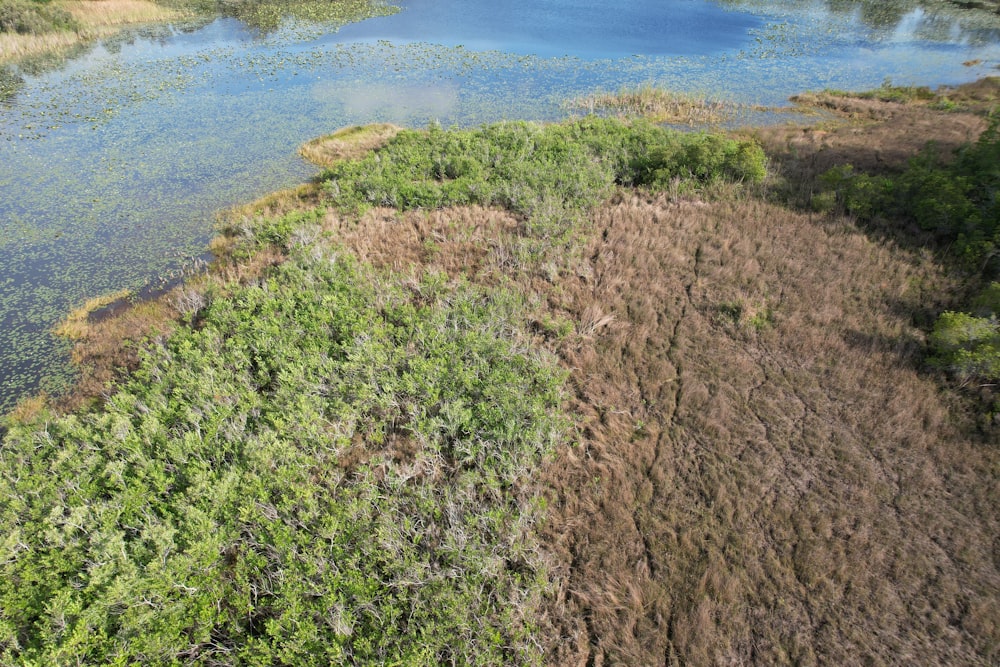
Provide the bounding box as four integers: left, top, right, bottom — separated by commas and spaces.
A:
566, 84, 746, 126
52, 288, 131, 340
298, 123, 401, 167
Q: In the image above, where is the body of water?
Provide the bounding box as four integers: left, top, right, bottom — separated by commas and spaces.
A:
1, 0, 999, 411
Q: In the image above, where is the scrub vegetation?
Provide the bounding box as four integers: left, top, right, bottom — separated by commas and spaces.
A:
3, 83, 1000, 665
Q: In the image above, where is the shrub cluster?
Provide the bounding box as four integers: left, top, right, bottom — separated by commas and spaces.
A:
0, 0, 76, 35
321, 118, 766, 238
929, 281, 1000, 384
0, 230, 566, 664
817, 114, 1000, 270
816, 115, 1000, 384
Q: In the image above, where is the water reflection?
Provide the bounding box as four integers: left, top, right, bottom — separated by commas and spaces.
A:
724, 0, 1000, 43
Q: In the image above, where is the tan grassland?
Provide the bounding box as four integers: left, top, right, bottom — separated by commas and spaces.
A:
298, 123, 402, 167
0, 0, 185, 63
47, 81, 1000, 664
568, 84, 744, 126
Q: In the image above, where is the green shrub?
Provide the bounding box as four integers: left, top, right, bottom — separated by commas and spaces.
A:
929, 310, 1000, 383
632, 132, 767, 186
0, 0, 76, 35
817, 114, 1000, 271
817, 164, 895, 220
322, 118, 766, 240
0, 245, 567, 665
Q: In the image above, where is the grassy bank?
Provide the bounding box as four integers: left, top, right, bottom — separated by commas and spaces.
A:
0, 0, 187, 63
3, 85, 1000, 664
0, 0, 396, 64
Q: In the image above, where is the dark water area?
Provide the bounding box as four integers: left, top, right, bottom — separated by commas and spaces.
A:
329, 0, 765, 58
1, 0, 999, 412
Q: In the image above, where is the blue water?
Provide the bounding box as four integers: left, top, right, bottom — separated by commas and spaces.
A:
330, 0, 762, 58
1, 0, 999, 411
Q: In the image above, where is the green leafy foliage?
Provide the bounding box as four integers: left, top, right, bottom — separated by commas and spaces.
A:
817, 113, 1000, 271
322, 118, 766, 238
818, 164, 895, 220
632, 132, 767, 187
0, 236, 566, 664
0, 0, 76, 35
929, 308, 1000, 383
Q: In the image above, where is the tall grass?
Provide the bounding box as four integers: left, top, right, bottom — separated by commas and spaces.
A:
567, 84, 746, 126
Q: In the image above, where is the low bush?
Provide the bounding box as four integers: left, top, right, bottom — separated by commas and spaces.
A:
0, 239, 567, 664
0, 0, 76, 35
929, 308, 1000, 383
817, 113, 1000, 270
321, 118, 766, 240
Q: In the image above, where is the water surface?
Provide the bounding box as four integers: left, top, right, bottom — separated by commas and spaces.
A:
1, 0, 999, 411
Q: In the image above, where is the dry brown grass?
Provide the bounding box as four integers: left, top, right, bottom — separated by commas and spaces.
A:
0, 30, 86, 62
298, 123, 401, 167
531, 192, 996, 665
64, 0, 182, 29
567, 85, 750, 126
53, 288, 131, 340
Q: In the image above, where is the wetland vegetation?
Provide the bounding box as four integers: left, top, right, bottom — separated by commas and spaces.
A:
2, 0, 1000, 663
3, 0, 1000, 413
3, 78, 1000, 663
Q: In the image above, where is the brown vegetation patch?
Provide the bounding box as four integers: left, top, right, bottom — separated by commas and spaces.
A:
64, 0, 182, 29
0, 0, 185, 63
321, 204, 522, 280
530, 192, 997, 665
298, 123, 401, 167
53, 288, 132, 340
763, 98, 987, 177
317, 183, 998, 663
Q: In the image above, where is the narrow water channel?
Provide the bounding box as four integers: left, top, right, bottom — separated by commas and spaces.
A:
1, 0, 999, 412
